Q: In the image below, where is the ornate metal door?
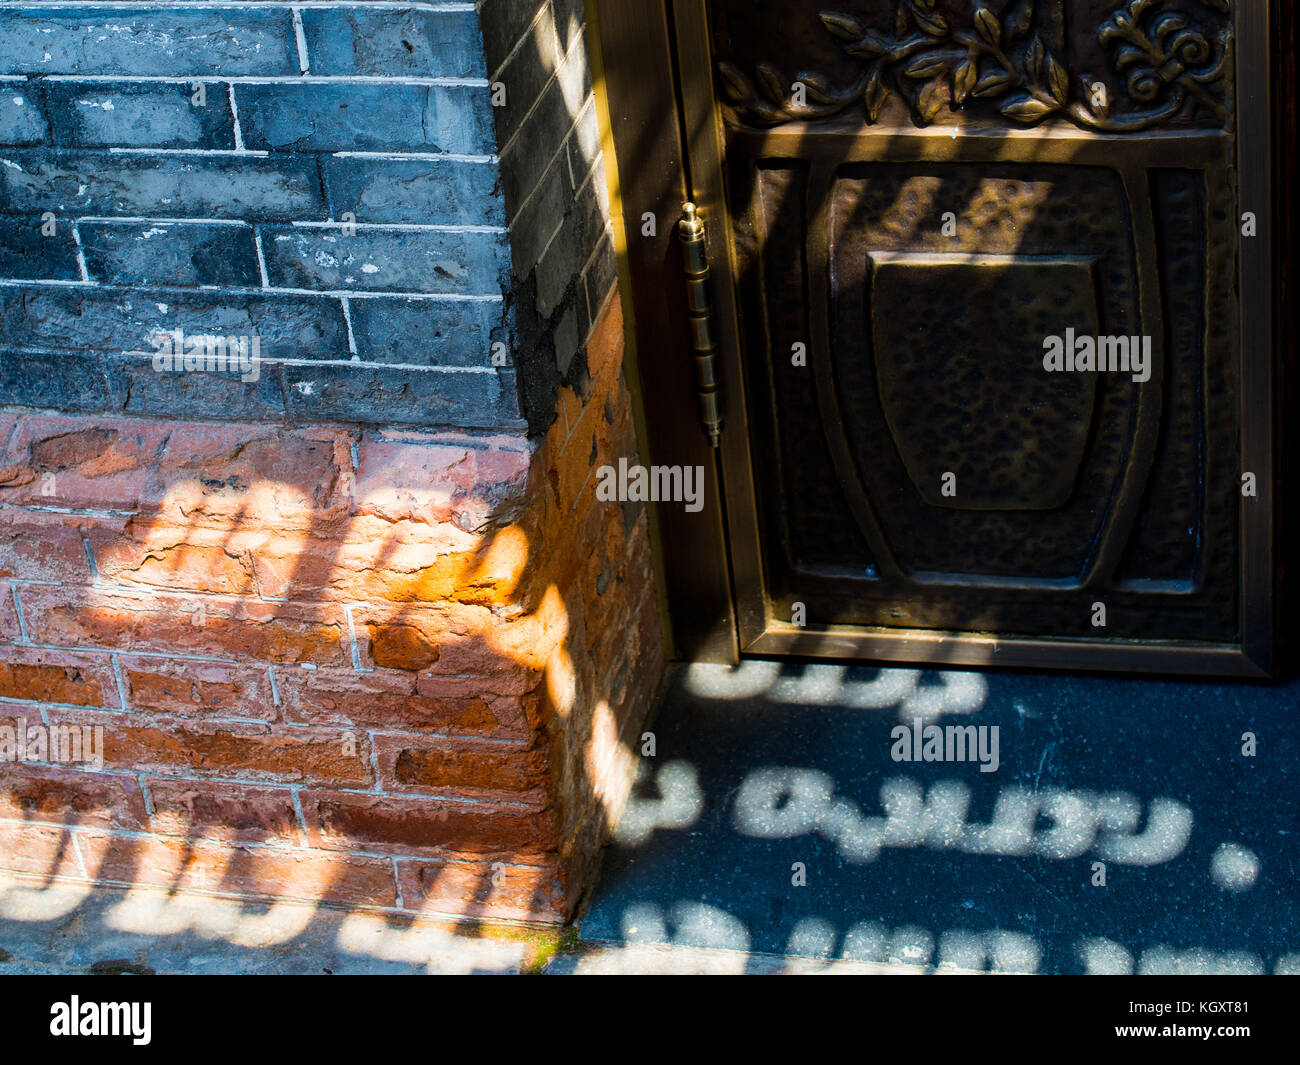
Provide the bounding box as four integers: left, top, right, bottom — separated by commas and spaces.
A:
671, 0, 1273, 673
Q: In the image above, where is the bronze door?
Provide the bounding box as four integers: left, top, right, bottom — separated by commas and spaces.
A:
671, 0, 1274, 673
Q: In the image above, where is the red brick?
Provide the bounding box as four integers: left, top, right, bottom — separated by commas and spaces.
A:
0, 581, 19, 643
353, 431, 530, 530
415, 667, 543, 701
121, 655, 274, 720
276, 667, 528, 737
47, 708, 372, 787
79, 830, 398, 907
396, 858, 567, 923
375, 734, 549, 801
145, 778, 302, 843
0, 646, 118, 707
94, 523, 260, 595
0, 509, 99, 584
0, 416, 163, 511
0, 821, 85, 878
301, 790, 556, 859
367, 620, 441, 670
0, 762, 148, 831
19, 585, 348, 665
141, 423, 355, 530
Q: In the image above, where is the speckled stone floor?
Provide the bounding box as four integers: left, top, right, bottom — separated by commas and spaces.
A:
578, 661, 1300, 974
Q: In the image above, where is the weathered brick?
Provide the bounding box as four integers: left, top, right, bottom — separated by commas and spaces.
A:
262, 226, 508, 297
479, 0, 548, 76
78, 222, 259, 287
0, 11, 299, 77
323, 157, 505, 228
131, 422, 354, 529
302, 790, 556, 858
0, 415, 164, 511
396, 857, 566, 922
281, 363, 524, 430
0, 820, 84, 878
376, 734, 549, 800
276, 666, 529, 737
145, 778, 301, 843
353, 430, 531, 528
0, 351, 116, 414
79, 830, 398, 907
2, 286, 347, 361
0, 760, 148, 831
235, 83, 494, 154
48, 708, 371, 787
0, 647, 118, 707
95, 524, 261, 595
507, 147, 568, 276
0, 150, 326, 221
301, 8, 487, 79
120, 655, 274, 720
0, 216, 81, 281
0, 580, 20, 642
536, 173, 611, 318
491, 1, 564, 148
346, 297, 503, 369
0, 508, 98, 584
105, 353, 288, 422
0, 85, 49, 146
19, 585, 349, 666
43, 81, 235, 150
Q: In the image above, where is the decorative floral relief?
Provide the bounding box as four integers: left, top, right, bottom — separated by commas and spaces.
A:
717, 0, 1232, 132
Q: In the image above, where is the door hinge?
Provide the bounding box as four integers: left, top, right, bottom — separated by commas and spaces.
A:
677, 202, 723, 448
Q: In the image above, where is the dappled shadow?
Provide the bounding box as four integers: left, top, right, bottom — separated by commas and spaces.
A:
582, 660, 1300, 973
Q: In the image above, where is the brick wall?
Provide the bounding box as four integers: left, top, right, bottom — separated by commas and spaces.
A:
0, 2, 517, 426
0, 2, 664, 923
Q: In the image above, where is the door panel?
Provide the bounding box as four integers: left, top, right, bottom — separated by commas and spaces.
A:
671, 0, 1271, 672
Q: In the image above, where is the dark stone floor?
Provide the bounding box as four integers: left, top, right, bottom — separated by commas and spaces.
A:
579, 661, 1300, 974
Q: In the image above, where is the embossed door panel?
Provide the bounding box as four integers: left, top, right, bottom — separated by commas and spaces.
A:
671, 0, 1273, 672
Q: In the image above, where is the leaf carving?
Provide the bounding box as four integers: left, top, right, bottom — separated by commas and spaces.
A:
974, 7, 1001, 48
845, 31, 892, 58
913, 8, 949, 37
1001, 93, 1056, 123
1026, 36, 1046, 81
797, 72, 835, 104
865, 70, 891, 122
716, 62, 752, 105
916, 77, 947, 123
903, 55, 948, 79
819, 11, 867, 40
1046, 55, 1069, 105
952, 58, 978, 105
972, 69, 1013, 97
756, 63, 788, 105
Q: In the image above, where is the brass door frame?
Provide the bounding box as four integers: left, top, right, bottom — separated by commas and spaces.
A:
591, 0, 1286, 673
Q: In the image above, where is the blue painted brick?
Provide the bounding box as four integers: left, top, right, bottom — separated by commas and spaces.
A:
0, 150, 326, 221
260, 227, 509, 295
0, 85, 49, 146
0, 10, 299, 77
235, 83, 495, 154
0, 216, 81, 281
0, 349, 112, 410
105, 352, 285, 420
78, 221, 260, 287
2, 286, 348, 361
347, 297, 504, 368
282, 363, 523, 428
300, 9, 487, 78
324, 157, 505, 227
43, 81, 236, 149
